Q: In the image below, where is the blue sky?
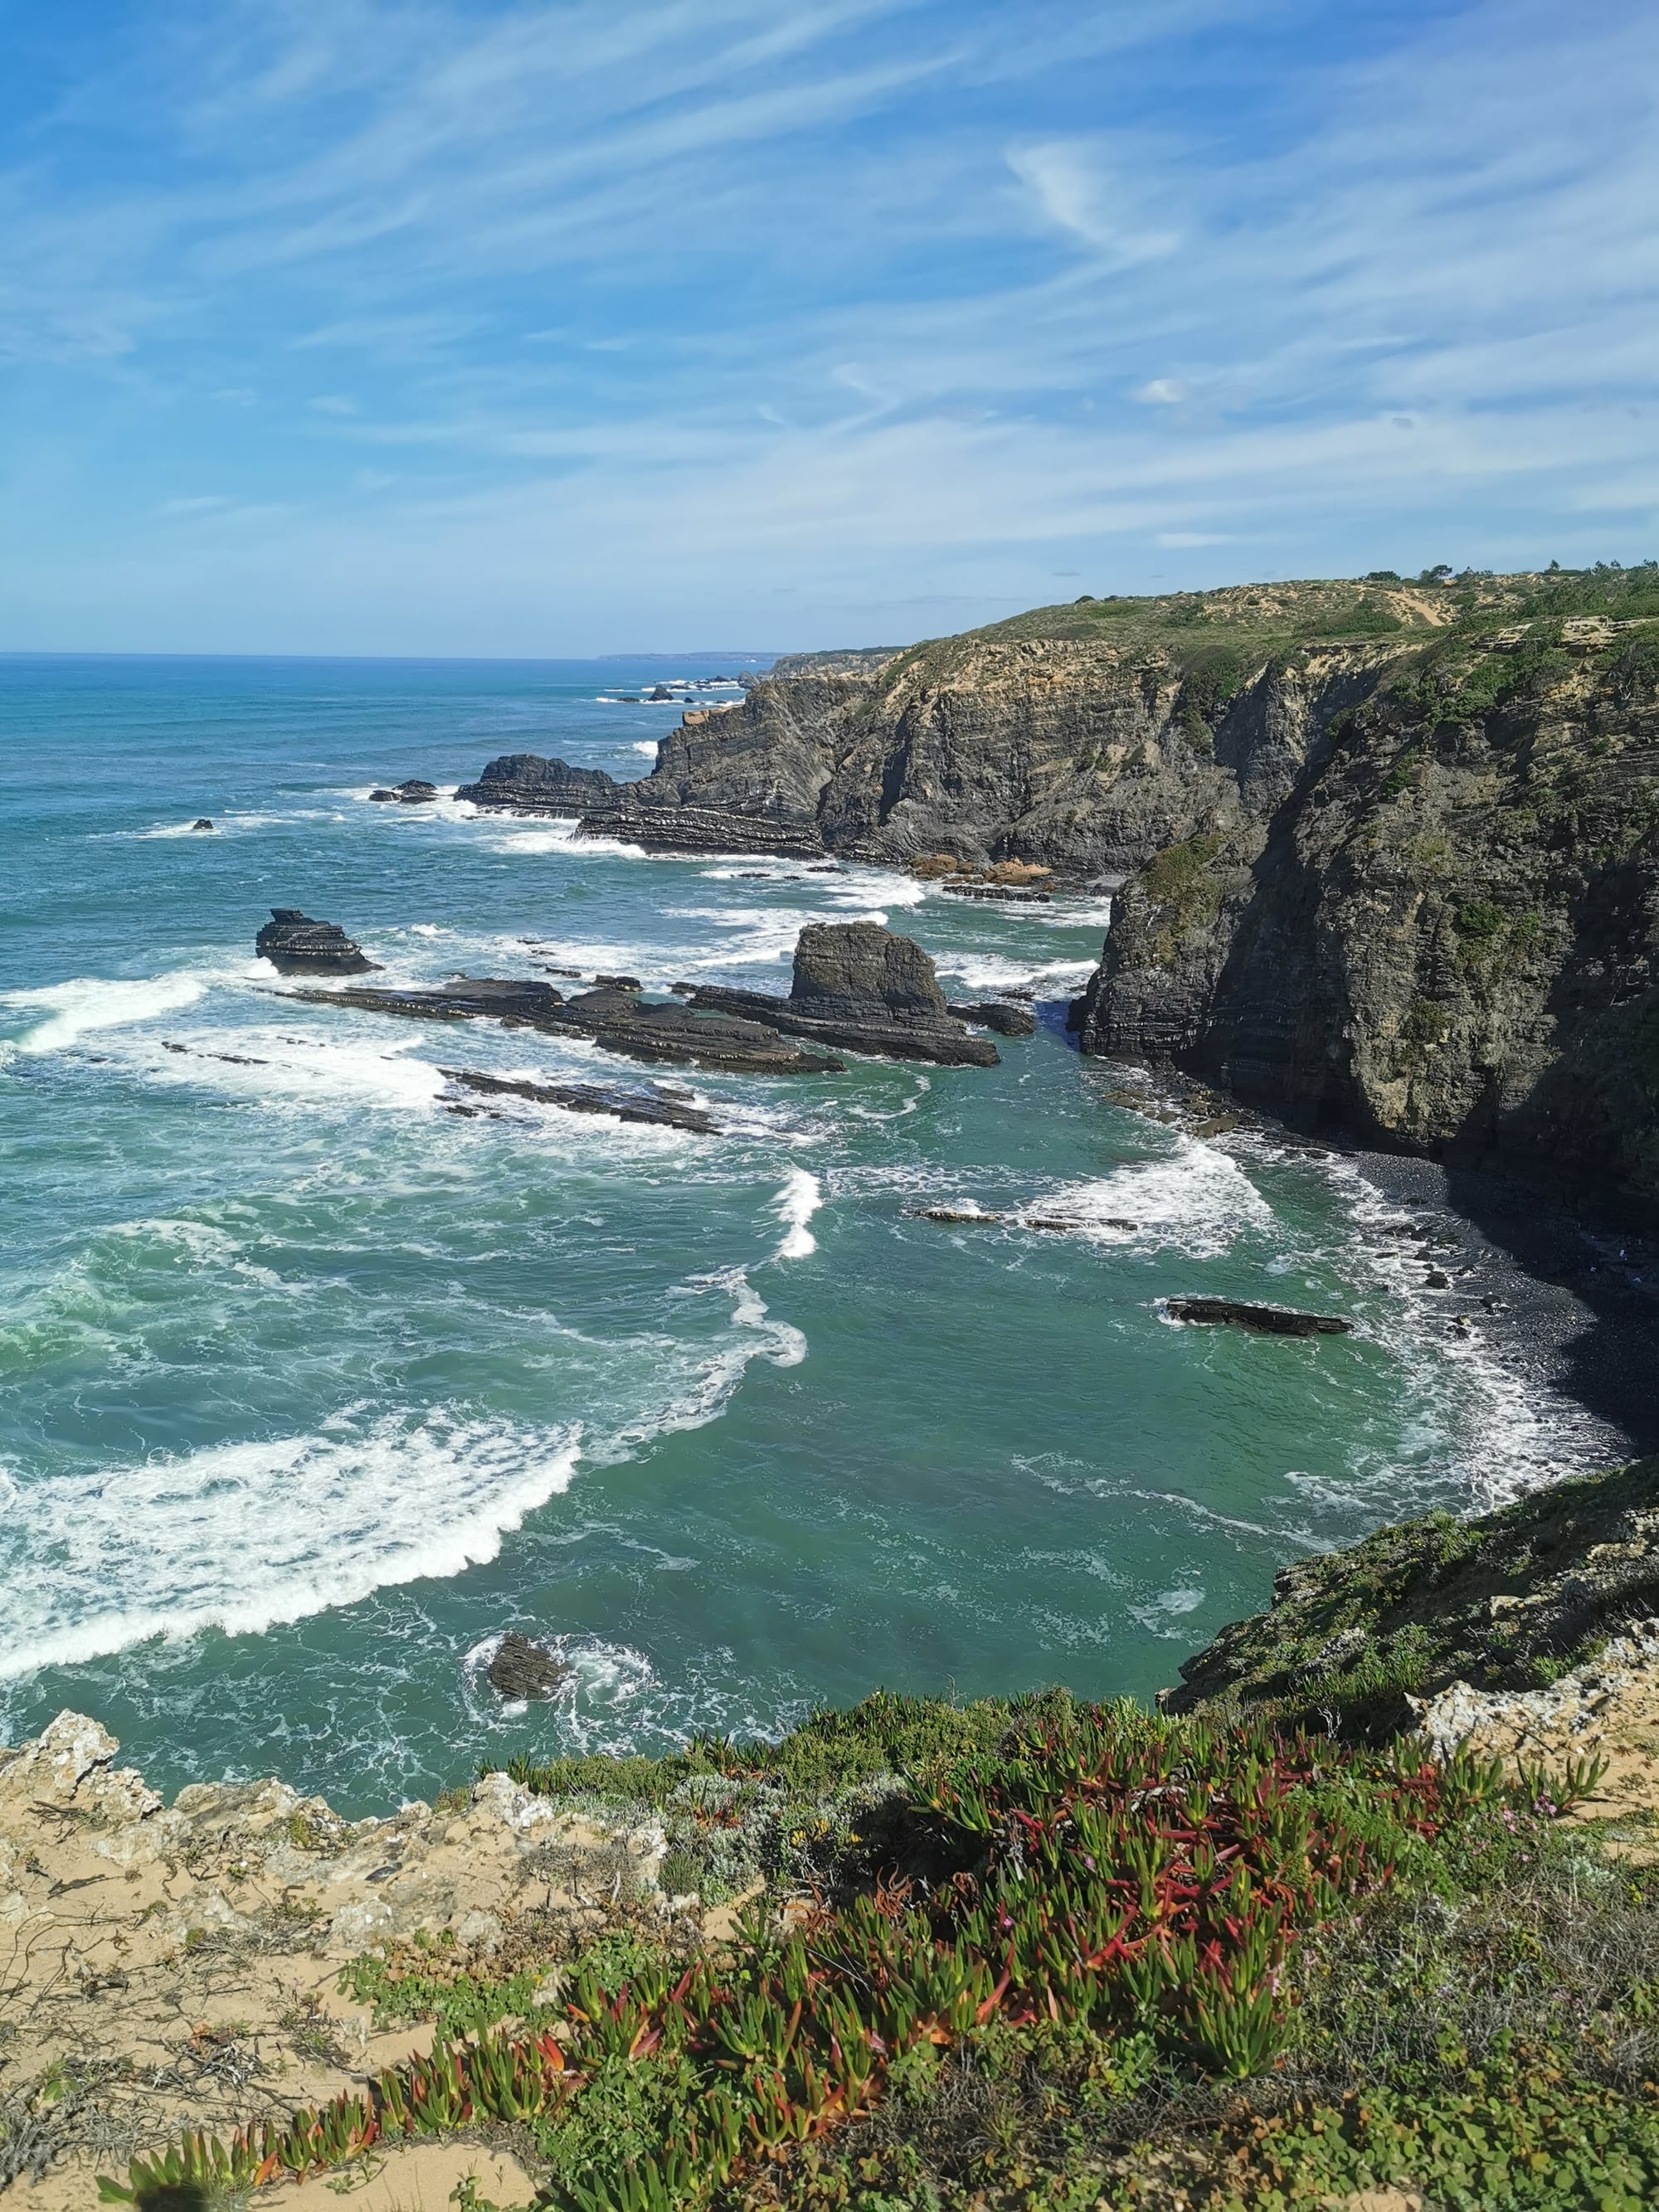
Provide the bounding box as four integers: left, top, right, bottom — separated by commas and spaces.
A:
0, 0, 1654, 655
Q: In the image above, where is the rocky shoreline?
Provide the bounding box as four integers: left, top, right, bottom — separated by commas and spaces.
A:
265, 916, 1019, 1077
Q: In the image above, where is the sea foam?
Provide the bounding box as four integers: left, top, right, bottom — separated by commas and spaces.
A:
0, 1413, 584, 1680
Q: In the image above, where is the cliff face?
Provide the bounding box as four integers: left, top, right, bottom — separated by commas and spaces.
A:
1078, 610, 1659, 1210
628, 630, 1390, 873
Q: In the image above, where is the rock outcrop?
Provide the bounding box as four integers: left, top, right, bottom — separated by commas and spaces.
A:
486, 1633, 570, 1699
0, 1711, 664, 2186
1164, 1452, 1659, 1738
282, 975, 844, 1077
255, 908, 378, 974
455, 754, 622, 813
1076, 589, 1659, 1212
688, 922, 1001, 1067
1164, 1297, 1352, 1337
369, 780, 439, 804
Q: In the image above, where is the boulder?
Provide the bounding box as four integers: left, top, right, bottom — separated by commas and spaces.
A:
1165, 1297, 1351, 1337
370, 779, 440, 804
487, 1634, 571, 1701
190, 817, 215, 832
255, 908, 378, 974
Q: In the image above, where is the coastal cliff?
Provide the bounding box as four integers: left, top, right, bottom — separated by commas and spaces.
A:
448, 567, 1659, 1206
1075, 581, 1659, 1212
541, 578, 1487, 873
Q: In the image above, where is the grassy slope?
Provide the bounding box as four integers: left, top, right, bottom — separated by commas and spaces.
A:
99, 1679, 1659, 2212
1166, 1456, 1659, 1737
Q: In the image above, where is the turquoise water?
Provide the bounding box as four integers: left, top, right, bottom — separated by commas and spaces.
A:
0, 655, 1576, 1813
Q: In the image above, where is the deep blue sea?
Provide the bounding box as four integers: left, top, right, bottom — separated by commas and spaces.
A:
0, 654, 1590, 1812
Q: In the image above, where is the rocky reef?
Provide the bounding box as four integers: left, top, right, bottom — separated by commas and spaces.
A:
455, 754, 623, 813
687, 920, 1000, 1067
437, 572, 1658, 1210
282, 974, 844, 1077
278, 924, 1003, 1077
254, 908, 378, 974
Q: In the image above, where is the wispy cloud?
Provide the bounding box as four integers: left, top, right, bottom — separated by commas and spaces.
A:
0, 0, 1654, 652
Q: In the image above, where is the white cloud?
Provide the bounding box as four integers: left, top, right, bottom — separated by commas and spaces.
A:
0, 0, 1656, 649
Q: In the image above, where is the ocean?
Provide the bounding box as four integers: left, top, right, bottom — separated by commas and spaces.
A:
0, 653, 1593, 1813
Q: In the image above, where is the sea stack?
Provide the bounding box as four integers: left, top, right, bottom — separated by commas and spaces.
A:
455, 754, 622, 814
255, 908, 378, 975
687, 922, 1003, 1067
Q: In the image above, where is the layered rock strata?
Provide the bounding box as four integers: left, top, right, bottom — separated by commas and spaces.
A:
255, 908, 377, 974
1078, 615, 1659, 1210
455, 753, 622, 813
282, 975, 844, 1076
687, 921, 1000, 1067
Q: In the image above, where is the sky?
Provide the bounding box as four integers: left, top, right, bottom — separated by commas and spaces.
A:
0, 0, 1655, 656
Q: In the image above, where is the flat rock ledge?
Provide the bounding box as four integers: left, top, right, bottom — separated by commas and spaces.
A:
1165, 1296, 1352, 1337
586, 800, 828, 860
280, 976, 844, 1077
0, 1711, 666, 2191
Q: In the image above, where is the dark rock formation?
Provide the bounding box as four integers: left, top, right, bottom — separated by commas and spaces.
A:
947, 1000, 1039, 1037
279, 975, 844, 1077
1077, 601, 1659, 1213
488, 1633, 570, 1700
594, 974, 642, 991
1163, 1453, 1659, 1737
583, 802, 826, 859
255, 909, 377, 975
1165, 1297, 1352, 1337
688, 923, 1000, 1067
440, 1067, 718, 1134
369, 780, 439, 804
190, 818, 215, 832
455, 754, 622, 814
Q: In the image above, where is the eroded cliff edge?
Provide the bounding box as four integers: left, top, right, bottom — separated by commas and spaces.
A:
1075, 591, 1659, 1211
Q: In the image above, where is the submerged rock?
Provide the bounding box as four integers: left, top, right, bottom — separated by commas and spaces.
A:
190, 817, 215, 832
688, 923, 1001, 1067
487, 1634, 571, 1701
440, 1066, 719, 1134
369, 780, 440, 804
1165, 1296, 1351, 1337
255, 908, 378, 974
947, 999, 1039, 1037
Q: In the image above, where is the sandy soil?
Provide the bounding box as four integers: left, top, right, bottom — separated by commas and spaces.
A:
0, 1711, 665, 2194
